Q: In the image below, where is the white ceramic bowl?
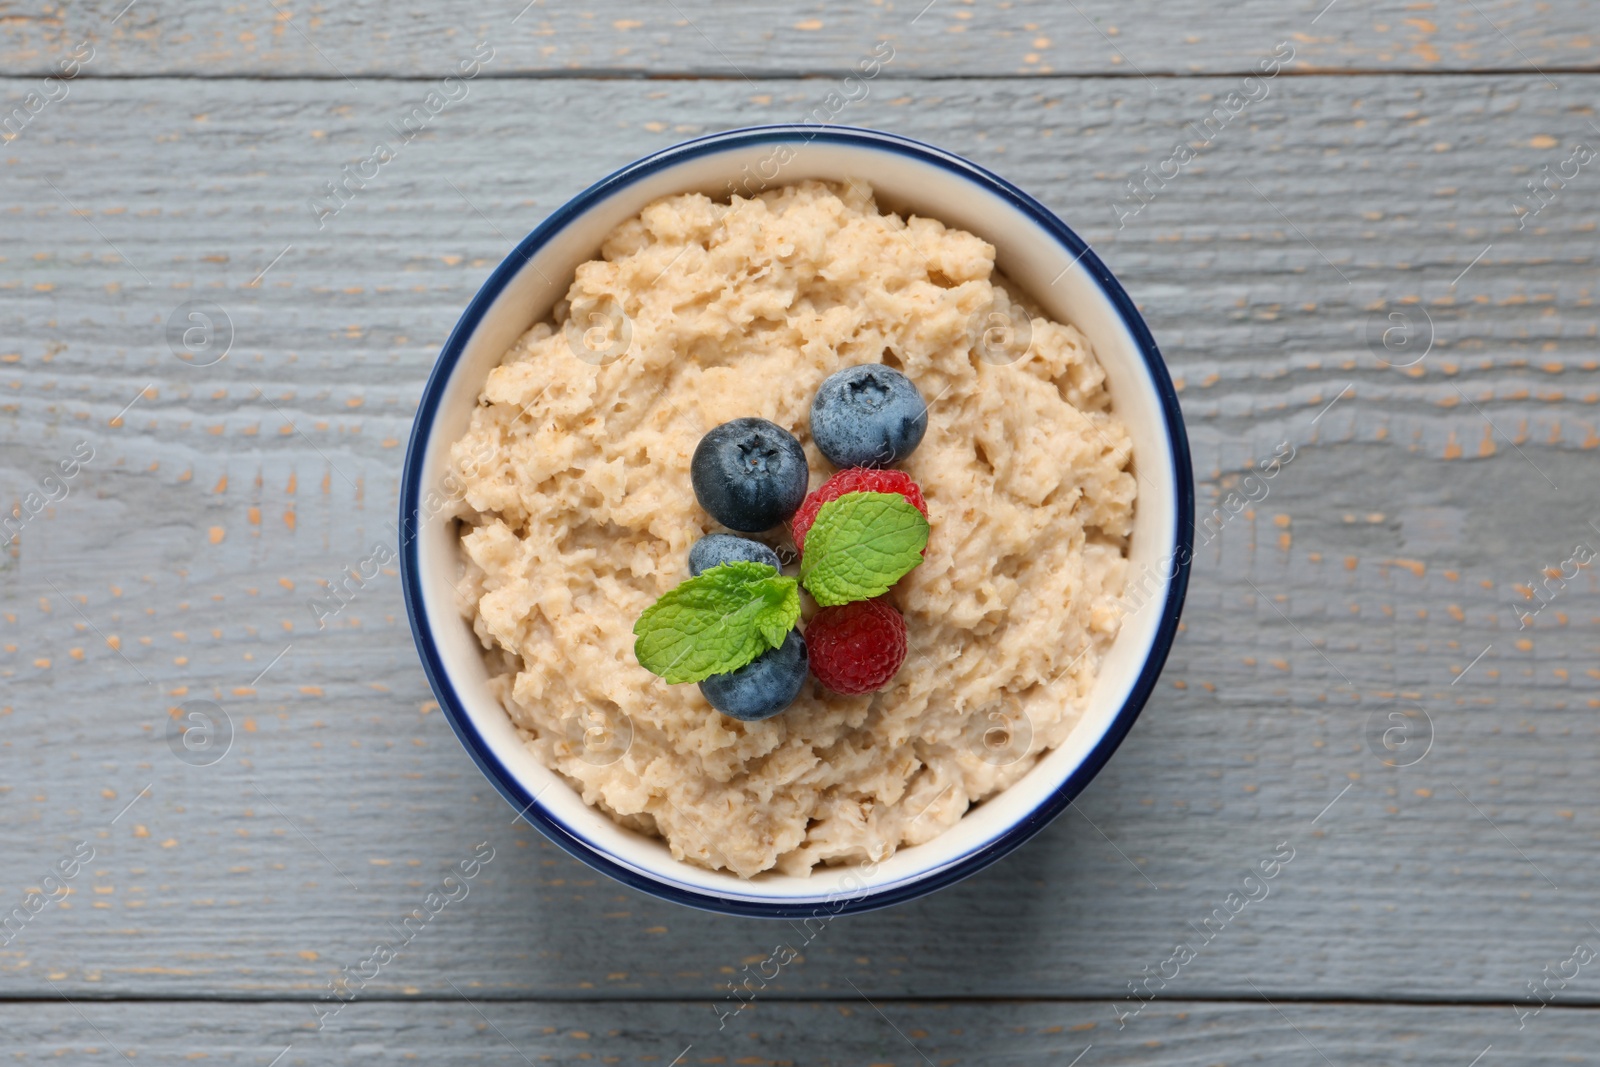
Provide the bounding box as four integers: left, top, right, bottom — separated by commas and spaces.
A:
400, 125, 1193, 916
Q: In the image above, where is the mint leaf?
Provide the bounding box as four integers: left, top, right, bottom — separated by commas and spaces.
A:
751, 584, 799, 648
633, 560, 800, 683
800, 492, 929, 607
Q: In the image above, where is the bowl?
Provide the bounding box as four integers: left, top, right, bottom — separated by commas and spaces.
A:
400, 124, 1193, 917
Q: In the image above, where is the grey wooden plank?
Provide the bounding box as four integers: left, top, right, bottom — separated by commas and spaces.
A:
2, 999, 1593, 1065
0, 73, 1598, 1005
2, 0, 1599, 78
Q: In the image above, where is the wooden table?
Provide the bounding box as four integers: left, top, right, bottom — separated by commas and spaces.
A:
4, 2, 1599, 1062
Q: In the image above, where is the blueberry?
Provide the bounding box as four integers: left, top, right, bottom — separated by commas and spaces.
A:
691, 418, 810, 532
688, 533, 783, 577
699, 629, 808, 721
809, 364, 928, 469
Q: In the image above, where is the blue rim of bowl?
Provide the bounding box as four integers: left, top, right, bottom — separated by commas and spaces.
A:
400, 124, 1194, 918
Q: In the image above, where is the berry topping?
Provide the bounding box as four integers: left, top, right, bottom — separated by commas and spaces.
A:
699, 628, 809, 721
791, 468, 928, 555
688, 533, 782, 577
804, 598, 908, 695
691, 418, 810, 533
809, 363, 928, 469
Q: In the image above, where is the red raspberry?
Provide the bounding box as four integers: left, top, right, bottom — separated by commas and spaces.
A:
791, 468, 928, 555
805, 598, 908, 695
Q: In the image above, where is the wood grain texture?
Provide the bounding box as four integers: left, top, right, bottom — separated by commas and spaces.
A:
1, 71, 1599, 1015
3, 999, 1593, 1066
1, 0, 1599, 77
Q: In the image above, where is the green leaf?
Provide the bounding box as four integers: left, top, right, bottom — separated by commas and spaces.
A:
632, 560, 800, 683
800, 491, 929, 607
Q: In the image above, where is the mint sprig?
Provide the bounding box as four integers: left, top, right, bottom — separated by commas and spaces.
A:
799, 492, 929, 607
633, 560, 800, 683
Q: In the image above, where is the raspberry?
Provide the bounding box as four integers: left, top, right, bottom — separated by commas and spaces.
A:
791, 468, 928, 555
805, 597, 908, 695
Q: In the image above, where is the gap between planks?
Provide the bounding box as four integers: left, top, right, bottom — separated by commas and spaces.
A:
3, 66, 1600, 83
0, 994, 1592, 1011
